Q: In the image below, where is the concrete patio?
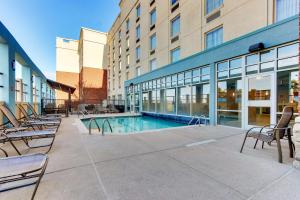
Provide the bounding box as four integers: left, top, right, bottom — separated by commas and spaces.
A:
1, 116, 299, 200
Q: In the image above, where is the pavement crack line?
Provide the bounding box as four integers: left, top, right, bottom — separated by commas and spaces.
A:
76, 125, 111, 200
246, 168, 295, 200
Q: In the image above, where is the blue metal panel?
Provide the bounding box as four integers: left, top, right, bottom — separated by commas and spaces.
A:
125, 16, 298, 86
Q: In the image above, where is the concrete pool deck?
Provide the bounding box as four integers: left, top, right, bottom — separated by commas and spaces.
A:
1, 115, 299, 200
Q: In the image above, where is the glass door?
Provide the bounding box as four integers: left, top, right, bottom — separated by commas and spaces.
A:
245, 74, 275, 129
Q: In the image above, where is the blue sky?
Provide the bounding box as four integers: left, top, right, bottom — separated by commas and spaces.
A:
0, 0, 120, 80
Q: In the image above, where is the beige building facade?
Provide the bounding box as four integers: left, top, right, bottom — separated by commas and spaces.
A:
56, 28, 108, 103
106, 0, 288, 100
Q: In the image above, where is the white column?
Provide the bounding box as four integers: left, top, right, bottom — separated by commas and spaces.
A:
293, 117, 300, 169
35, 76, 42, 113
21, 65, 32, 103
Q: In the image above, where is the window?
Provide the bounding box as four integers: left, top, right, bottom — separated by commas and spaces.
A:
143, 92, 149, 111
150, 34, 156, 50
126, 71, 129, 80
119, 61, 122, 71
118, 75, 121, 88
171, 47, 180, 63
136, 46, 141, 60
165, 89, 176, 114
126, 38, 130, 48
150, 59, 157, 71
192, 84, 210, 116
136, 66, 141, 77
206, 0, 223, 15
150, 9, 156, 26
178, 86, 191, 115
126, 54, 130, 66
206, 27, 223, 49
136, 25, 141, 39
276, 0, 299, 22
171, 16, 180, 37
113, 66, 116, 74
217, 78, 242, 127
126, 19, 130, 31
149, 91, 156, 112
136, 5, 141, 18
118, 30, 121, 40
278, 43, 299, 69
119, 46, 122, 55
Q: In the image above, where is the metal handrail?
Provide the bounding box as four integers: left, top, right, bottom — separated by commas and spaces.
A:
78, 110, 88, 118
102, 118, 113, 136
88, 117, 101, 135
188, 116, 196, 125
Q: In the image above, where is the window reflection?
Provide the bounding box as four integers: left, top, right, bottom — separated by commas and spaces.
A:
192, 84, 210, 116
178, 86, 191, 115
142, 92, 149, 111
217, 78, 242, 110
277, 70, 299, 114
248, 76, 271, 100
165, 89, 176, 114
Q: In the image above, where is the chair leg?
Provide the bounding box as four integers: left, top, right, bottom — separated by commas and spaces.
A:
287, 130, 294, 158
254, 139, 258, 149
275, 132, 283, 163
240, 132, 249, 153
0, 147, 8, 157
262, 141, 264, 149
31, 157, 48, 200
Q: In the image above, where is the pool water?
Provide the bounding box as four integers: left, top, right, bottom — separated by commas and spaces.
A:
81, 116, 186, 134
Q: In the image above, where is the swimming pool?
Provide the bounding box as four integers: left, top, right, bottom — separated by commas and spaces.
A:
81, 115, 187, 135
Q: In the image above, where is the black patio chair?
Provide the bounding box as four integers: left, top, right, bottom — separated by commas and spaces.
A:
240, 106, 294, 163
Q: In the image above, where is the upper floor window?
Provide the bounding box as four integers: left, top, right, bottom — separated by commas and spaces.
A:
136, 66, 141, 77
126, 54, 130, 66
119, 61, 122, 71
126, 19, 130, 31
119, 46, 122, 55
150, 9, 156, 26
136, 25, 141, 39
171, 0, 178, 5
171, 16, 180, 37
118, 30, 121, 40
206, 0, 223, 15
150, 34, 157, 50
206, 27, 223, 49
136, 46, 141, 60
150, 59, 157, 71
171, 47, 180, 63
276, 0, 299, 22
126, 38, 130, 48
136, 5, 141, 18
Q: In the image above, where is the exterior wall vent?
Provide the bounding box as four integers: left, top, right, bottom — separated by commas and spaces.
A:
206, 10, 220, 23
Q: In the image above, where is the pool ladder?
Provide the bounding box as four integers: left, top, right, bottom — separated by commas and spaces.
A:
88, 117, 113, 136
188, 115, 209, 126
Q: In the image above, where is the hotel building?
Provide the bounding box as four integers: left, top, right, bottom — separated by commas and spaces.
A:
56, 27, 108, 104
106, 0, 299, 129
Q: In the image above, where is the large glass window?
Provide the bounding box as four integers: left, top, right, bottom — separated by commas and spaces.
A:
192, 84, 210, 116
171, 47, 180, 63
142, 92, 149, 111
206, 0, 223, 15
217, 78, 242, 127
277, 70, 299, 115
158, 89, 165, 113
149, 91, 156, 112
206, 27, 223, 49
178, 86, 191, 116
277, 43, 299, 70
171, 16, 180, 37
136, 66, 141, 77
276, 0, 299, 22
165, 89, 176, 114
